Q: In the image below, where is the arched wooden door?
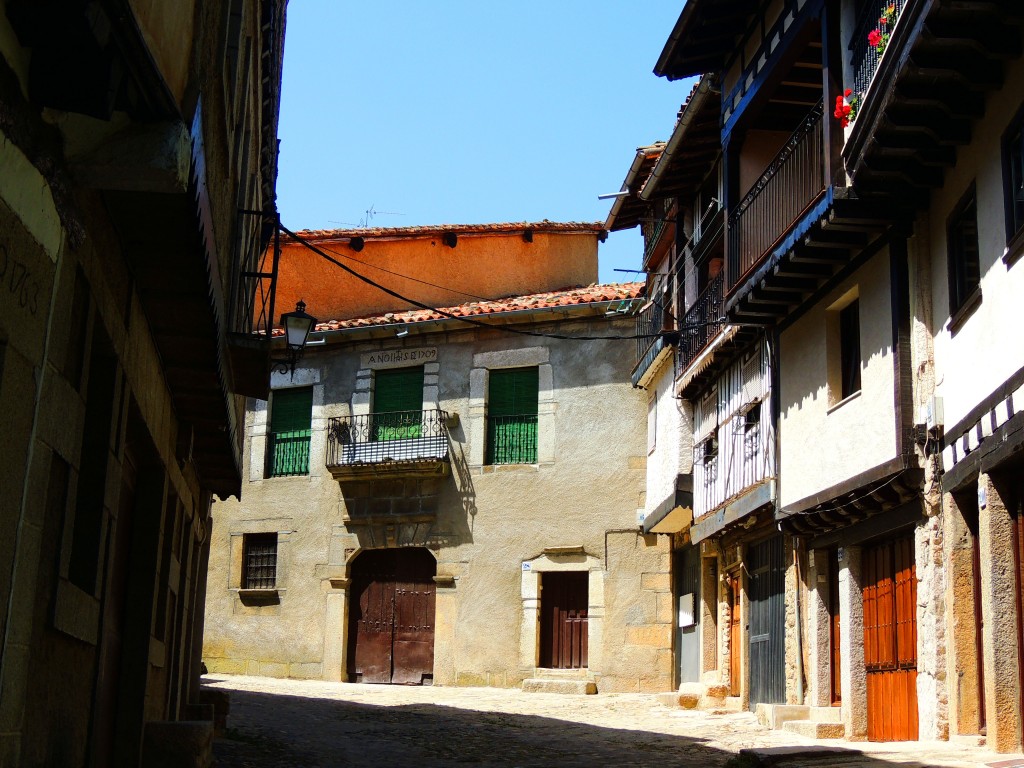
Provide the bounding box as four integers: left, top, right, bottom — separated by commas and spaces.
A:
347, 548, 436, 685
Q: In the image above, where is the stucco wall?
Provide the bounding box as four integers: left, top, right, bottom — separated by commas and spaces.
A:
779, 248, 898, 507
274, 230, 600, 323
203, 315, 672, 690
927, 53, 1024, 431
643, 358, 693, 517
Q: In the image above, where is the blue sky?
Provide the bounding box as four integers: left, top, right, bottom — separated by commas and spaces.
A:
276, 2, 695, 285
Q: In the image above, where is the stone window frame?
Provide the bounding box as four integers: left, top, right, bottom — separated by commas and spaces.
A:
249, 367, 324, 482
228, 518, 293, 598
468, 347, 554, 469
351, 351, 439, 423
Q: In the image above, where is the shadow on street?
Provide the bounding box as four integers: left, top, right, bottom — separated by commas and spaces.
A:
209, 684, 950, 768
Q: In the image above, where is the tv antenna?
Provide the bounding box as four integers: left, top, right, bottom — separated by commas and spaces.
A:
328, 204, 406, 228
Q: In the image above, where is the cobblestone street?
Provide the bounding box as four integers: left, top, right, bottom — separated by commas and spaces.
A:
204, 675, 1023, 768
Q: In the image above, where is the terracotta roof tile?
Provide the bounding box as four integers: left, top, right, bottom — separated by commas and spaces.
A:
308, 282, 645, 333
294, 220, 606, 241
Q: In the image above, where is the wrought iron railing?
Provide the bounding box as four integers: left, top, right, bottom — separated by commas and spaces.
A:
486, 414, 538, 465
849, 0, 909, 106
635, 298, 666, 365
267, 428, 311, 476
678, 272, 724, 376
326, 409, 450, 468
727, 101, 825, 290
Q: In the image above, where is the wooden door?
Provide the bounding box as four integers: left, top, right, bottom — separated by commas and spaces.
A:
829, 548, 842, 705
863, 535, 918, 741
348, 548, 436, 685
730, 574, 742, 697
748, 535, 786, 709
539, 572, 588, 669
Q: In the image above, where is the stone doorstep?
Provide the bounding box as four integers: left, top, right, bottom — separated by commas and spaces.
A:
659, 683, 740, 712
756, 703, 811, 730
521, 678, 597, 695
781, 720, 846, 740
806, 706, 842, 724
529, 667, 593, 680
709, 696, 744, 715
986, 760, 1024, 768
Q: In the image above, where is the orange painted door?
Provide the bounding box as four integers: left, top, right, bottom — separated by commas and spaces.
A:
863, 535, 918, 741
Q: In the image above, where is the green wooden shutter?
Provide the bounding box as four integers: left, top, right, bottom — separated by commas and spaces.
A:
487, 367, 539, 464
373, 366, 424, 440
268, 387, 312, 476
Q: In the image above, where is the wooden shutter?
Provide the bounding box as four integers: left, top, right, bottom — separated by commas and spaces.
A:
488, 367, 539, 417
487, 368, 539, 464
374, 367, 424, 413
373, 367, 424, 440
269, 388, 313, 476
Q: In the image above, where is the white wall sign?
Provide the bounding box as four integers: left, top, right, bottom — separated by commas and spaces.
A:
361, 347, 437, 370
678, 592, 695, 628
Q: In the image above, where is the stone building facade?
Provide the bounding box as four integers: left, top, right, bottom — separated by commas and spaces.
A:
0, 1, 285, 766
608, 0, 1024, 752
203, 224, 676, 693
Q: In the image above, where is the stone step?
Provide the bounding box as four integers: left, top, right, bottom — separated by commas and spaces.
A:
807, 706, 842, 723
756, 703, 810, 729
522, 678, 597, 695
530, 667, 591, 680
782, 720, 846, 739
710, 696, 744, 715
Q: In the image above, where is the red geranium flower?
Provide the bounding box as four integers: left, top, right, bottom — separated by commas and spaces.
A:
868, 29, 883, 47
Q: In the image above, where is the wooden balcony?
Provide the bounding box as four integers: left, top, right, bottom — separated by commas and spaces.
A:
326, 410, 451, 480
845, 0, 1024, 202
723, 100, 895, 325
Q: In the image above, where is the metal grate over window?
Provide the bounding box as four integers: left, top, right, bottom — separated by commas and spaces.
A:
243, 532, 278, 589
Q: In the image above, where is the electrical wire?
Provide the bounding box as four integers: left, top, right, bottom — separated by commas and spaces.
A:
278, 224, 721, 342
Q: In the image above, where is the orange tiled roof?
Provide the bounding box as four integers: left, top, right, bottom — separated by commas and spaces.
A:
294, 221, 606, 240
311, 282, 645, 333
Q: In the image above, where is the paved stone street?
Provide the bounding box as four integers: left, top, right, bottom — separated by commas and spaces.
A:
204, 675, 1024, 768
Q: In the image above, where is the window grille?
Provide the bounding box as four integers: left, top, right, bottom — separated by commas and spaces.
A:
243, 532, 277, 589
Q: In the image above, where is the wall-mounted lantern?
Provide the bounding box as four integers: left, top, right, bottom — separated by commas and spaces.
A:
271, 300, 318, 377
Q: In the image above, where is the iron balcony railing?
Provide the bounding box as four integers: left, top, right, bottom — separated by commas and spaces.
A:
486, 414, 538, 465
634, 298, 667, 369
850, 0, 909, 106
267, 428, 311, 477
727, 101, 825, 291
326, 409, 450, 468
678, 272, 725, 376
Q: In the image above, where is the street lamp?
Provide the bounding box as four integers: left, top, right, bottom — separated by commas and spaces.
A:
271, 300, 318, 377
